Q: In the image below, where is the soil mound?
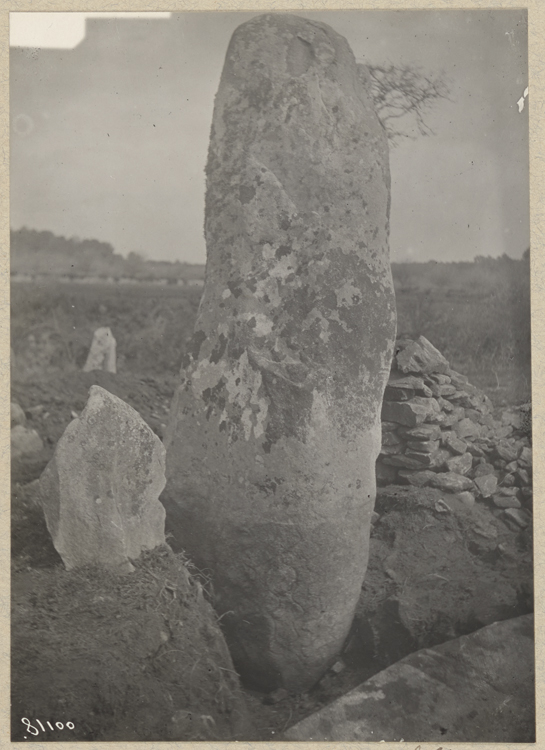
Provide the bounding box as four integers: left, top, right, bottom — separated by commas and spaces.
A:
11, 546, 252, 742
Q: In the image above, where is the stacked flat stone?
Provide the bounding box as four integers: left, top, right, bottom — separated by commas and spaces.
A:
377, 336, 532, 529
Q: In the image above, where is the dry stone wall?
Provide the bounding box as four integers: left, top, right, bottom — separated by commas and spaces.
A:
377, 336, 532, 528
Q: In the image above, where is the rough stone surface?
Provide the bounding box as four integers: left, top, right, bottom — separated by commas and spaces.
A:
39, 386, 166, 572
398, 424, 441, 441
453, 417, 482, 439
284, 615, 534, 742
428, 472, 474, 494
163, 13, 396, 692
395, 335, 450, 375
398, 469, 436, 487
473, 462, 496, 477
11, 425, 44, 460
503, 508, 530, 528
455, 490, 475, 507
493, 495, 521, 509
519, 446, 532, 466
406, 439, 439, 454
441, 431, 467, 455
445, 451, 472, 476
474, 473, 498, 498
11, 402, 26, 428
381, 400, 435, 427
83, 327, 117, 373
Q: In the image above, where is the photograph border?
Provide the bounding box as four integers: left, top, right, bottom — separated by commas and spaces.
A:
1, 0, 543, 748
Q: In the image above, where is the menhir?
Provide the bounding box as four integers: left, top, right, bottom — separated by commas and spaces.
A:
163, 13, 396, 692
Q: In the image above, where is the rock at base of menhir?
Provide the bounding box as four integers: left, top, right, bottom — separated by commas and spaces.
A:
83, 327, 117, 373
39, 386, 166, 572
164, 13, 396, 692
285, 614, 534, 742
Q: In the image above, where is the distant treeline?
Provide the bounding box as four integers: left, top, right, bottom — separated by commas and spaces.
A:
392, 250, 531, 296
10, 228, 205, 282
11, 228, 530, 302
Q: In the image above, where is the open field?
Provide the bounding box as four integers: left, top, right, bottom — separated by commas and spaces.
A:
11, 254, 532, 406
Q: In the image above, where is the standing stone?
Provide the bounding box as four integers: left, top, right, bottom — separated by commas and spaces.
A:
83, 327, 117, 373
39, 386, 166, 572
163, 14, 396, 692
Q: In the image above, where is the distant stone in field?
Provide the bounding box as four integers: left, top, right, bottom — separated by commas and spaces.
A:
163, 13, 396, 692
11, 425, 44, 459
39, 386, 166, 572
83, 327, 117, 373
11, 402, 26, 428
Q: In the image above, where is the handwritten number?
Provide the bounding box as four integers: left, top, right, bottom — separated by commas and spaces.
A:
21, 718, 39, 736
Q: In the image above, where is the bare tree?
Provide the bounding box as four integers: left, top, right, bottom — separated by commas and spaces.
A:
362, 63, 452, 145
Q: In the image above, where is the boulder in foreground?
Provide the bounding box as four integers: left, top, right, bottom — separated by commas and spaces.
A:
285, 614, 534, 742
11, 546, 252, 741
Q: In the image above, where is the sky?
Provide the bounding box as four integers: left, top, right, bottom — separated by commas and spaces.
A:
10, 11, 529, 264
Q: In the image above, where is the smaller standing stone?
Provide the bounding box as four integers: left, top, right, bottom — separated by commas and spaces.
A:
39, 386, 166, 572
83, 327, 117, 373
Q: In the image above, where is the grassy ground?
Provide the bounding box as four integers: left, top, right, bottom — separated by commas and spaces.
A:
11, 270, 531, 407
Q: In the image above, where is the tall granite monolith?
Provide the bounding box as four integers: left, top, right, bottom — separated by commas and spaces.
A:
163, 13, 396, 691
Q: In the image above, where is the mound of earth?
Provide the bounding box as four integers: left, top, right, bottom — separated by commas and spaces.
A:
11, 545, 252, 742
